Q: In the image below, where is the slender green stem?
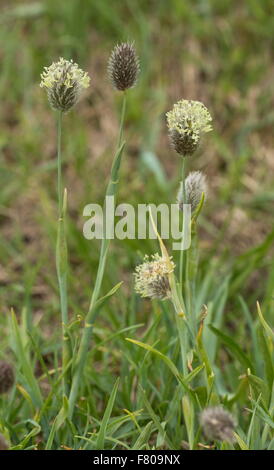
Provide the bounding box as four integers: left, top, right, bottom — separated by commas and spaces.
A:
179, 158, 186, 287
177, 158, 192, 374
85, 92, 126, 314
56, 111, 70, 395
117, 91, 127, 148
175, 313, 188, 376
57, 111, 63, 218
68, 92, 127, 416
170, 293, 188, 376
185, 226, 196, 334
178, 157, 192, 319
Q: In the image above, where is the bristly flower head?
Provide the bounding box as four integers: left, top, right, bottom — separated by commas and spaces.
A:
166, 100, 212, 156
108, 42, 140, 91
177, 171, 207, 212
200, 406, 236, 443
134, 253, 175, 300
40, 57, 90, 112
0, 361, 14, 394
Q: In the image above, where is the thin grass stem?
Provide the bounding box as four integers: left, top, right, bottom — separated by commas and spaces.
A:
68, 92, 127, 416
179, 158, 186, 287
57, 111, 63, 217
56, 111, 70, 395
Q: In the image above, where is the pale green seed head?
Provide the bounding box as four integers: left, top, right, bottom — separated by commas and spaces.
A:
200, 406, 236, 443
177, 171, 207, 212
166, 99, 212, 147
134, 253, 175, 300
40, 57, 90, 112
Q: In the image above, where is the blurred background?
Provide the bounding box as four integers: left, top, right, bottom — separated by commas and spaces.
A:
0, 0, 273, 334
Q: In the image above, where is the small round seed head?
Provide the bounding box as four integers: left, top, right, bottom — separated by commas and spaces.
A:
169, 129, 200, 157
40, 57, 90, 112
177, 171, 207, 212
108, 42, 140, 91
0, 434, 9, 450
134, 253, 175, 300
166, 100, 212, 156
0, 361, 15, 394
200, 406, 236, 443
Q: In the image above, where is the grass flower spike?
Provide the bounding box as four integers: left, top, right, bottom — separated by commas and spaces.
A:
178, 171, 207, 212
134, 253, 175, 300
68, 42, 139, 417
108, 42, 140, 91
167, 100, 212, 156
39, 56, 91, 395
40, 57, 90, 112
200, 406, 236, 443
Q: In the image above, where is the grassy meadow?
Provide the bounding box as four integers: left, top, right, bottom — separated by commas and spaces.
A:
0, 0, 273, 450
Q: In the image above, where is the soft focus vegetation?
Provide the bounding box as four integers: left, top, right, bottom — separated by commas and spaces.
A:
0, 0, 273, 450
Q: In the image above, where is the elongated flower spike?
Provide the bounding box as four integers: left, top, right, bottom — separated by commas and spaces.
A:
147, 207, 185, 316
200, 406, 236, 443
108, 42, 140, 91
167, 100, 212, 156
133, 209, 185, 318
134, 253, 175, 300
177, 171, 207, 212
40, 57, 90, 112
